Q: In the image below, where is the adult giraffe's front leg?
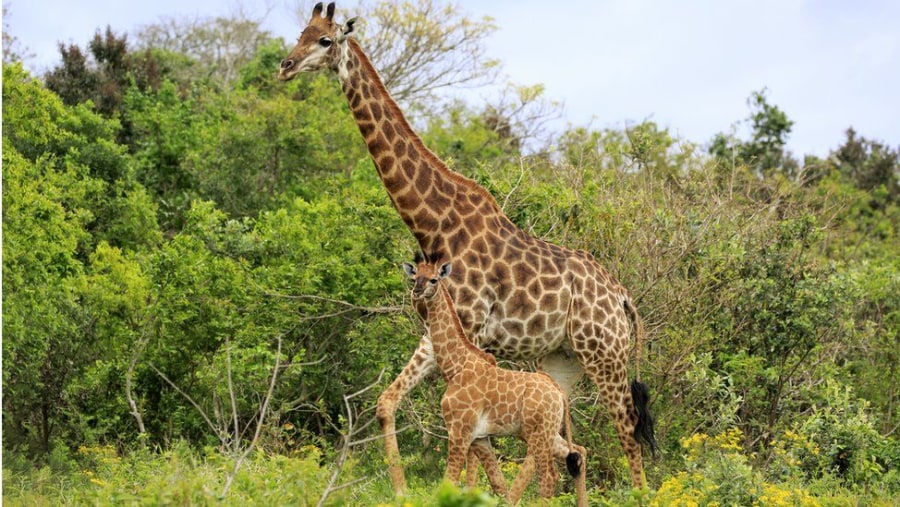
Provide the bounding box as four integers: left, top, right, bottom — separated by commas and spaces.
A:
376, 334, 436, 495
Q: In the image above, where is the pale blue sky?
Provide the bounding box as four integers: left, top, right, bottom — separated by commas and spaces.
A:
5, 0, 899, 157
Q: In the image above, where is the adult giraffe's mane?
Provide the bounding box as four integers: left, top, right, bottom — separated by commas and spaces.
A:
346, 38, 506, 217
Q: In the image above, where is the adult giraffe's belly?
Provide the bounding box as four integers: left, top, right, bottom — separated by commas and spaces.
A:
455, 291, 571, 362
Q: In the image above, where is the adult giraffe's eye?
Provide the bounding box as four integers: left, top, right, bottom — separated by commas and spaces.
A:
319, 37, 333, 48
430, 278, 439, 284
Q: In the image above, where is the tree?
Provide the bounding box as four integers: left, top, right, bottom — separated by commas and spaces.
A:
2, 63, 158, 455
420, 84, 566, 167
123, 65, 367, 226
42, 43, 97, 108
133, 12, 273, 89
831, 128, 900, 202
317, 0, 499, 109
44, 26, 163, 120
710, 89, 798, 179
479, 82, 565, 154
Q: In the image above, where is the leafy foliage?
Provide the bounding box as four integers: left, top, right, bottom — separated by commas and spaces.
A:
2, 62, 158, 457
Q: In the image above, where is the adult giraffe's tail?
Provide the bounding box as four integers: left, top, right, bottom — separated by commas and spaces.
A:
624, 297, 659, 456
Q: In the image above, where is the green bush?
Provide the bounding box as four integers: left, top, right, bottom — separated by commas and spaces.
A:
652, 428, 819, 507
794, 381, 900, 494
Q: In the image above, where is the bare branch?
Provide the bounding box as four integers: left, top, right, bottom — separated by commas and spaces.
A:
220, 332, 284, 497
225, 338, 241, 453
125, 329, 150, 435
262, 291, 407, 321
148, 362, 227, 446
316, 369, 386, 507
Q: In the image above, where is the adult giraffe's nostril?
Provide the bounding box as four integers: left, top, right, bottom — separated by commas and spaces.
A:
280, 59, 295, 70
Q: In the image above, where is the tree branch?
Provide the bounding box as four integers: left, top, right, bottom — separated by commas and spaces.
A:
220, 331, 284, 497
316, 369, 386, 507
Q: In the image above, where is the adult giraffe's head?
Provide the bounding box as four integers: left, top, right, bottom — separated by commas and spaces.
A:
278, 2, 356, 81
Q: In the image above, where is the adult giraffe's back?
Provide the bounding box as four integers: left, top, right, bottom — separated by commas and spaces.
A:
278, 2, 658, 493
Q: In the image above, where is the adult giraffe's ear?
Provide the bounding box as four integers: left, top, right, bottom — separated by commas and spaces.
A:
401, 262, 417, 278
345, 17, 357, 33
438, 262, 452, 279
339, 17, 357, 41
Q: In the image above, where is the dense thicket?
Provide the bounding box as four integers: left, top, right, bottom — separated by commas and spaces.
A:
3, 1, 898, 504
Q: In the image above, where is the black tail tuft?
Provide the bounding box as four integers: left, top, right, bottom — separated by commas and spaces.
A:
565, 451, 583, 478
631, 379, 659, 457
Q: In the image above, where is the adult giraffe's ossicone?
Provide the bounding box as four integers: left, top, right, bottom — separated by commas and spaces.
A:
279, 2, 658, 494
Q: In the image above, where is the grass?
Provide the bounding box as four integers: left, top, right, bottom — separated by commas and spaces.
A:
3, 440, 898, 506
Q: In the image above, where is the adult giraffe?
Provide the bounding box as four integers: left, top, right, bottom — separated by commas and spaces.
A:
278, 2, 657, 493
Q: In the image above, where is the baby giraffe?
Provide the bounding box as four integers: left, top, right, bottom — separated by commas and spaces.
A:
403, 255, 587, 506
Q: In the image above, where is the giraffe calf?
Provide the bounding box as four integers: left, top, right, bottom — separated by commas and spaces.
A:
404, 256, 587, 506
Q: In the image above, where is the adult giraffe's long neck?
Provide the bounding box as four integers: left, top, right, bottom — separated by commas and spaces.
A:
425, 284, 493, 381
336, 38, 505, 256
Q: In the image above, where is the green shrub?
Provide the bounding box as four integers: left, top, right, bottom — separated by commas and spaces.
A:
651, 428, 820, 507
794, 381, 900, 493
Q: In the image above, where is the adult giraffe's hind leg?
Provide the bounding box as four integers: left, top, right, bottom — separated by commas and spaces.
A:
587, 367, 646, 488
376, 335, 436, 495
569, 294, 649, 490
572, 445, 588, 507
